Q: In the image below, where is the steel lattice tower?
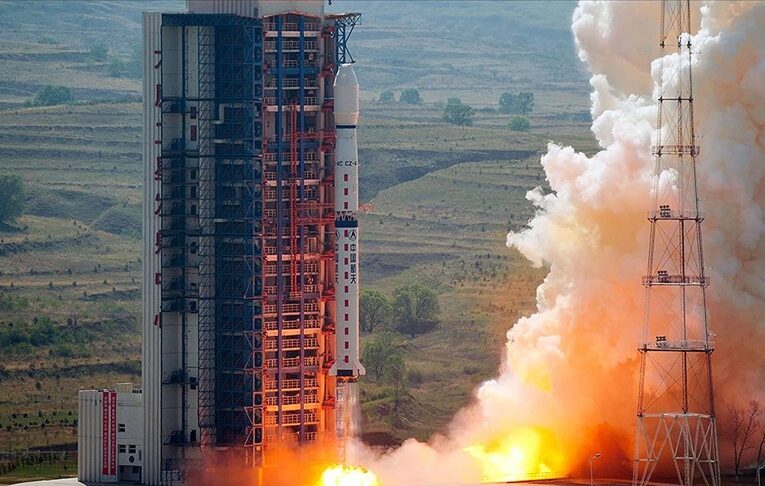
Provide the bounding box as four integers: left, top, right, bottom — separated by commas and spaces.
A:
633, 1, 721, 485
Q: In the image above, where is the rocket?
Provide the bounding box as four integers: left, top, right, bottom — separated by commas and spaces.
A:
329, 64, 366, 381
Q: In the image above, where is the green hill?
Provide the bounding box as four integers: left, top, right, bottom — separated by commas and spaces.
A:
0, 0, 596, 457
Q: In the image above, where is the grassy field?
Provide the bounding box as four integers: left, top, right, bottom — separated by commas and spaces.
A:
358, 158, 551, 441
0, 0, 596, 457
0, 460, 77, 485
0, 100, 143, 452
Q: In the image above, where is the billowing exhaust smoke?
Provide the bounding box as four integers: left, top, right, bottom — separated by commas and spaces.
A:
357, 2, 765, 483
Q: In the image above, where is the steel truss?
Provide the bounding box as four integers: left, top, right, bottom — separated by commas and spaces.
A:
332, 13, 361, 65
261, 13, 335, 451
633, 2, 720, 485
155, 8, 357, 478
158, 13, 264, 481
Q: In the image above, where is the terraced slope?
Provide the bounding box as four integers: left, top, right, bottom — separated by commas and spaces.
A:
357, 158, 550, 441
0, 103, 142, 199
0, 41, 140, 108
0, 0, 597, 456
0, 102, 143, 451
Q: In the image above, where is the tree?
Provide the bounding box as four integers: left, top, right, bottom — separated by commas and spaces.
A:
392, 284, 440, 338
362, 331, 398, 381
29, 86, 73, 106
499, 91, 535, 115
0, 175, 24, 224
509, 115, 530, 132
730, 400, 762, 478
757, 429, 765, 486
360, 290, 391, 332
518, 91, 535, 113
90, 43, 108, 61
378, 90, 394, 103
443, 97, 474, 126
399, 88, 421, 105
383, 354, 407, 413
108, 57, 127, 77
108, 45, 142, 79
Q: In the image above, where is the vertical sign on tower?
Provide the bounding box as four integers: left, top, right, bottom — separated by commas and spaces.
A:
101, 390, 118, 478
109, 390, 117, 476
101, 391, 110, 475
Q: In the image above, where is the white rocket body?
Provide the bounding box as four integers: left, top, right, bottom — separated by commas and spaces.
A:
330, 64, 365, 380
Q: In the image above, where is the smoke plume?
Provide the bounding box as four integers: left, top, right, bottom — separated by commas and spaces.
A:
361, 1, 765, 483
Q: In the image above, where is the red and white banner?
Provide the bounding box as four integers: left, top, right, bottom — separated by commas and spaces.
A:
109, 391, 117, 476
101, 391, 118, 477
102, 391, 109, 475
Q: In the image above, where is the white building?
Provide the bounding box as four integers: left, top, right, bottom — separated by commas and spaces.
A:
77, 384, 143, 483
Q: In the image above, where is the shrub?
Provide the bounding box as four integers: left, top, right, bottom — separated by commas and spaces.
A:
509, 115, 530, 132
0, 174, 24, 223
51, 343, 77, 358
499, 91, 535, 114
408, 368, 424, 385
392, 284, 440, 338
383, 354, 408, 413
378, 90, 394, 103
443, 97, 474, 126
399, 88, 421, 105
362, 332, 399, 381
29, 86, 73, 106
91, 205, 141, 237
0, 316, 94, 355
360, 290, 392, 332
90, 43, 108, 61
107, 47, 141, 79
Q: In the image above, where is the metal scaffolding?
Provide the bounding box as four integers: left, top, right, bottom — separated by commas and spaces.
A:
330, 13, 361, 65
261, 13, 334, 449
158, 13, 264, 480
210, 19, 263, 454
152, 8, 360, 481
633, 2, 720, 485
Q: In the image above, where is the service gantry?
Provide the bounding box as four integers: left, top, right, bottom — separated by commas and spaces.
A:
142, 2, 360, 484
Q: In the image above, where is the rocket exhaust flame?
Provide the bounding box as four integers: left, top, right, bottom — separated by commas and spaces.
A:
464, 426, 566, 483
319, 465, 379, 486
335, 382, 362, 463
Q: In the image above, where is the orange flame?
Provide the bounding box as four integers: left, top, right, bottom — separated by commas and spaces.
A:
464, 426, 567, 483
318, 464, 379, 486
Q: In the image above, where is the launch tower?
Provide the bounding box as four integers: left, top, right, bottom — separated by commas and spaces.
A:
141, 2, 360, 483
633, 1, 721, 485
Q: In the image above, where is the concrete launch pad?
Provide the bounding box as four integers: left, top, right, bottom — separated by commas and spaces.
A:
11, 478, 639, 486
11, 479, 83, 486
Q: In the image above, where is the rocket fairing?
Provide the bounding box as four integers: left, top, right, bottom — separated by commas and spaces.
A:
329, 64, 366, 381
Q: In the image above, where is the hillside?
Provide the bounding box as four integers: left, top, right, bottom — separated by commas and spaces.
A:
0, 0, 596, 461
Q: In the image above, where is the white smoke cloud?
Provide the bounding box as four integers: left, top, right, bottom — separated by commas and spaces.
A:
692, 1, 765, 400
362, 2, 765, 483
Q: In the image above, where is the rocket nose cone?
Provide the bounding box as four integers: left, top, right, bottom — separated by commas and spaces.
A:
334, 63, 359, 90
333, 63, 359, 124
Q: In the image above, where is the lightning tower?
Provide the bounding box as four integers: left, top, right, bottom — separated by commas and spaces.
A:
633, 1, 721, 485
